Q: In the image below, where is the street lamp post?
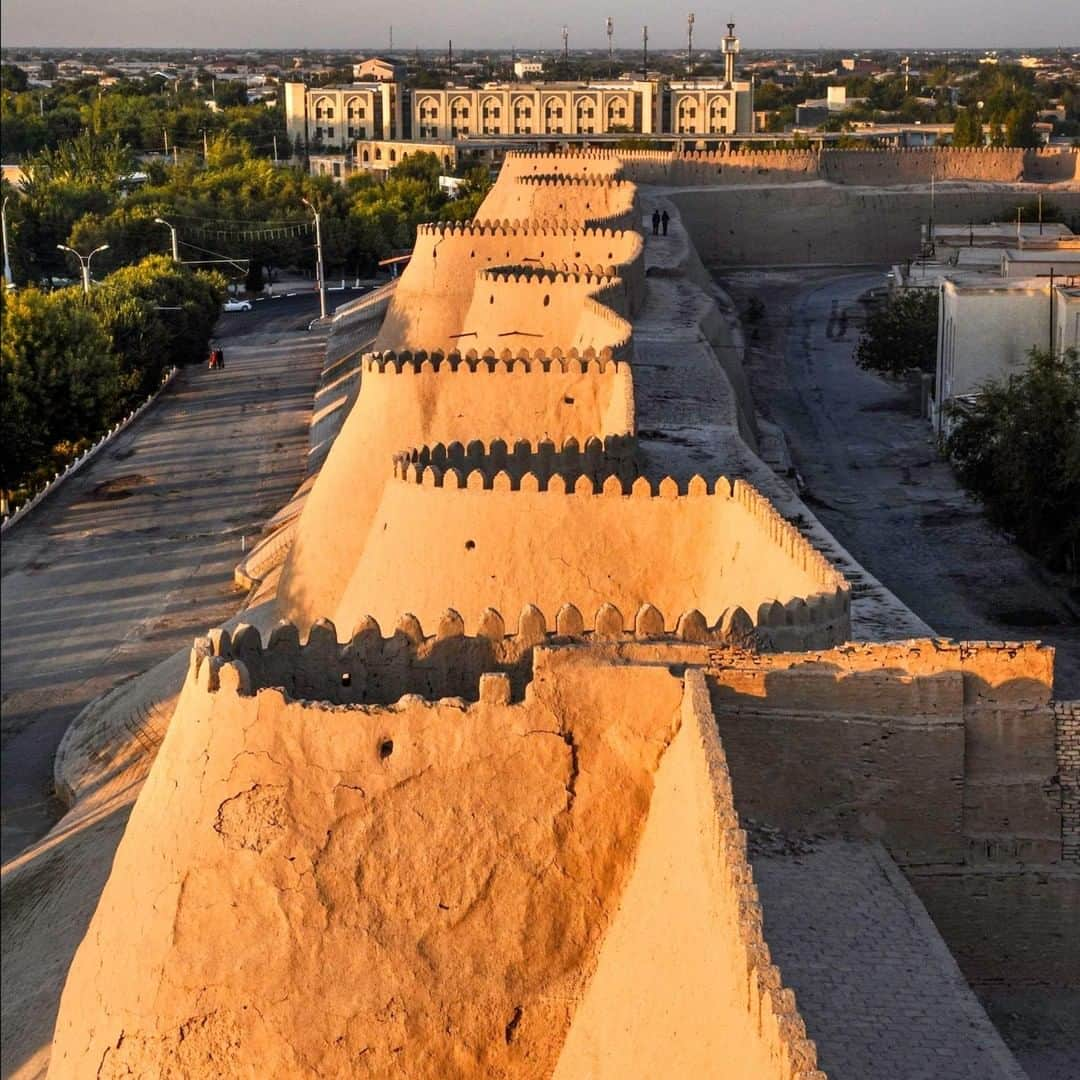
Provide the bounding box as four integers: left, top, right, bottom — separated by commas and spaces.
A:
301, 197, 327, 320
57, 243, 109, 295
154, 217, 180, 263
2, 196, 14, 289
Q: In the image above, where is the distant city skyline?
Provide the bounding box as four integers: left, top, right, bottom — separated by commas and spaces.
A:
3, 1, 1079, 52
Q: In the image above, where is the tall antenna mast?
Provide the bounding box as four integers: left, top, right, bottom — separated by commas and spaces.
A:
642, 25, 648, 80
606, 17, 614, 78
562, 25, 569, 66
389, 25, 393, 53
687, 13, 695, 79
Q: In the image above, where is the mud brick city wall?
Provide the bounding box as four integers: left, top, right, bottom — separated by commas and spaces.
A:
1059, 701, 1080, 864
705, 641, 1062, 866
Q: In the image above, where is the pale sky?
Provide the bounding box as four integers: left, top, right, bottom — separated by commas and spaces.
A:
3, 0, 1078, 51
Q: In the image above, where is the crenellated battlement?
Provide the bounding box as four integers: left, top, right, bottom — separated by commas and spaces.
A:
391, 433, 640, 489
361, 346, 628, 373
476, 264, 621, 288
186, 582, 848, 708
415, 219, 637, 240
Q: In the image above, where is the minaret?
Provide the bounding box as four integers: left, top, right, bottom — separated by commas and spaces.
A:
722, 21, 740, 87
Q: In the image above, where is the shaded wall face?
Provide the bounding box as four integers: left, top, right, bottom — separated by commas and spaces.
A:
703, 641, 1058, 866
672, 187, 1080, 267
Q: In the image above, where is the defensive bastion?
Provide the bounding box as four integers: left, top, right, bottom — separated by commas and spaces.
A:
44, 148, 1078, 1078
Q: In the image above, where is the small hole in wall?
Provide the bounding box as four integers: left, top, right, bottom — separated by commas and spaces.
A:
341, 672, 352, 687
543, 295, 550, 306
379, 739, 394, 759
465, 539, 476, 550
564, 395, 575, 405
489, 295, 494, 304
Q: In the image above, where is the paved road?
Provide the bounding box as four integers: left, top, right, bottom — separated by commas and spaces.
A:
720, 268, 1079, 696
1, 297, 325, 863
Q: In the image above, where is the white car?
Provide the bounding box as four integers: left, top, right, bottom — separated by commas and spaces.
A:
223, 298, 252, 312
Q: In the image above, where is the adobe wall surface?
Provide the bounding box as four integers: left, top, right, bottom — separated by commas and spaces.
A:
552, 670, 823, 1080
908, 866, 1080, 991
478, 176, 640, 232
48, 645, 826, 1079
582, 147, 1078, 188
375, 222, 644, 350
334, 466, 848, 644
706, 640, 1059, 865
277, 354, 636, 630
672, 185, 1080, 266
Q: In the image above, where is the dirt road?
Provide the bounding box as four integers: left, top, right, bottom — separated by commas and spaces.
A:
1, 299, 325, 863
719, 267, 1079, 697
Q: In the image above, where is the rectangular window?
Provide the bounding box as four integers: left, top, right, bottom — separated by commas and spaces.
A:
327, 107, 334, 119
327, 127, 334, 139
333, 162, 341, 177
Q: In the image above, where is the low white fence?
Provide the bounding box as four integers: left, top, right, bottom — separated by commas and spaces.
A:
1, 367, 179, 535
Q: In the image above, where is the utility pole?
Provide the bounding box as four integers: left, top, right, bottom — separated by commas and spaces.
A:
57, 243, 109, 296
1016, 204, 1024, 245
1038, 192, 1043, 235
642, 25, 648, 80
173, 145, 179, 167
154, 217, 180, 263
1, 196, 13, 290
606, 17, 614, 78
273, 134, 279, 164
687, 12, 695, 79
203, 129, 209, 160
302, 197, 327, 319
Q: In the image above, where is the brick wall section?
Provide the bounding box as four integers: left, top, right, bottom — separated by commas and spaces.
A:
1058, 701, 1080, 864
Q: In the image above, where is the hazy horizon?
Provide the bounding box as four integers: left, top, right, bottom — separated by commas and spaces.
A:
3, 1, 1079, 52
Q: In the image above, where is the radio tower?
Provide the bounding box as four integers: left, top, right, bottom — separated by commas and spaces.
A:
687, 13, 695, 79
607, 17, 614, 77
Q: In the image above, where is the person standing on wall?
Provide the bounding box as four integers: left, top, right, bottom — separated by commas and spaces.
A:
661, 210, 670, 236
652, 209, 661, 235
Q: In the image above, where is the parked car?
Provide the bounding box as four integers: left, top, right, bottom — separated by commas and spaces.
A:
223, 298, 252, 312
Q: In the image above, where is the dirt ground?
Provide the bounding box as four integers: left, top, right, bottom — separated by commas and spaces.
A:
717, 264, 1080, 1080
717, 266, 1079, 699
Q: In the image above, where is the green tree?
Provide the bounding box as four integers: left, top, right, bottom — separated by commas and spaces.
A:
1, 287, 120, 498
1, 65, 29, 92
952, 108, 984, 147
90, 255, 226, 392
855, 289, 939, 378
945, 348, 1080, 572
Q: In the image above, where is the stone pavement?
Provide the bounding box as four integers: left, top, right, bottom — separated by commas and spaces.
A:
751, 838, 1027, 1080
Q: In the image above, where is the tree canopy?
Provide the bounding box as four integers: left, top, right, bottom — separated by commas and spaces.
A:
945, 347, 1080, 573
855, 289, 939, 378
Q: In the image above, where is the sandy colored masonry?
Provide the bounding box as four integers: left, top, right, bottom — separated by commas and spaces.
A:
42, 148, 1079, 1078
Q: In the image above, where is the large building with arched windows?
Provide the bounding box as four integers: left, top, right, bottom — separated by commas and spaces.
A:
284, 75, 754, 165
